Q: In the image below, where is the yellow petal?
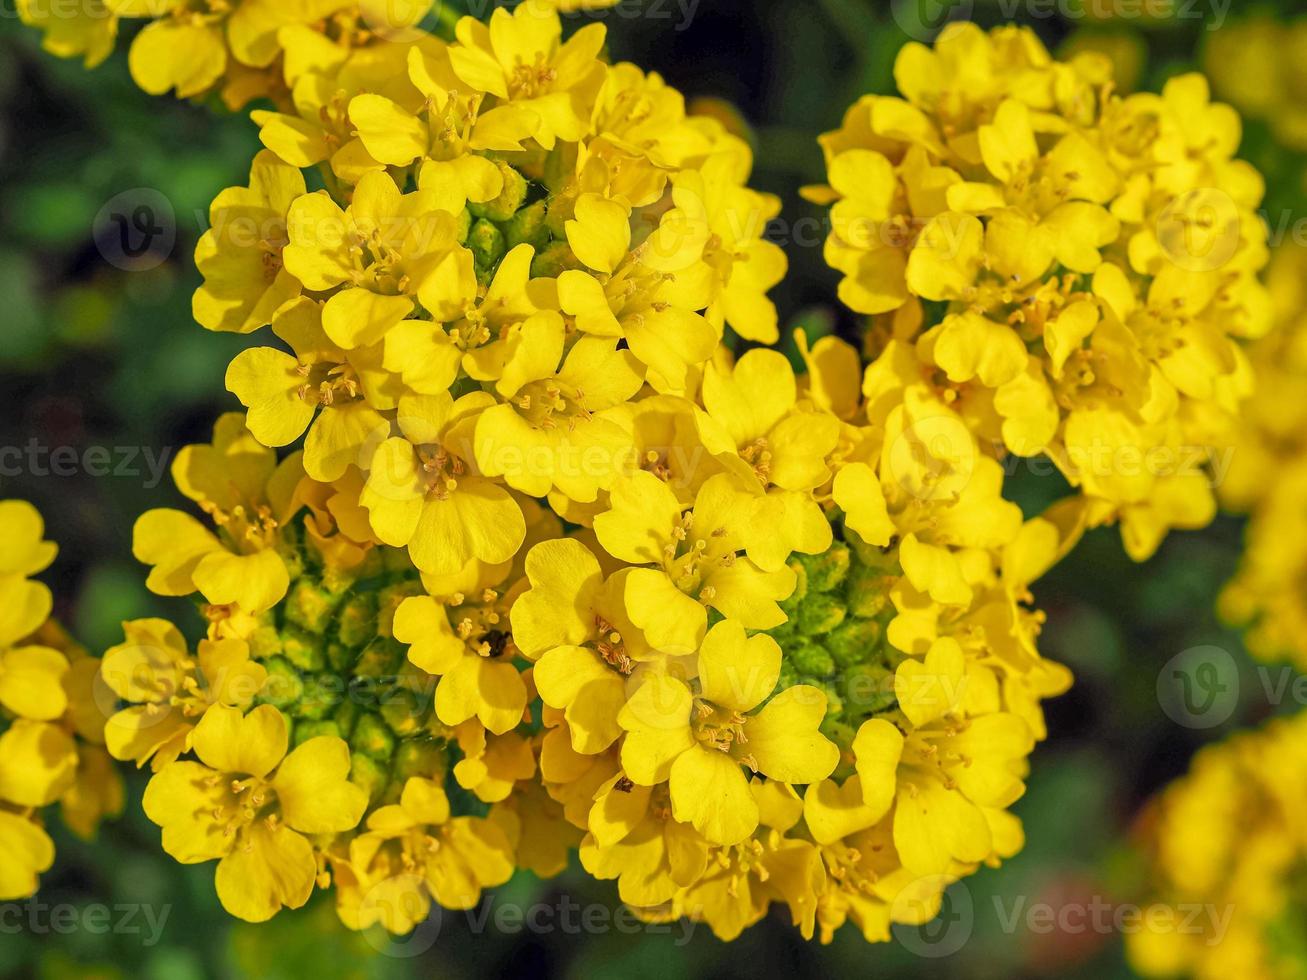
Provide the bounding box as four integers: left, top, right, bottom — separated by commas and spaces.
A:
833, 463, 894, 547
0, 646, 70, 721
274, 736, 368, 834
0, 719, 78, 806
215, 822, 316, 922
190, 704, 287, 778
743, 685, 838, 784
696, 619, 779, 714
669, 745, 757, 845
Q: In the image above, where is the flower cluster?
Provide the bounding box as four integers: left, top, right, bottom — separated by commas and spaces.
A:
803, 22, 1270, 561
0, 501, 123, 901
15, 0, 619, 109
123, 323, 1074, 942
1217, 242, 1307, 670
1127, 712, 1307, 980
35, 1, 1290, 954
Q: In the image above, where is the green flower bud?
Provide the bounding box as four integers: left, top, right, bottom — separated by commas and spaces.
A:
468, 161, 528, 223
246, 623, 284, 660
774, 659, 801, 696
279, 626, 326, 673
843, 663, 897, 721
354, 637, 402, 679
393, 738, 448, 783
801, 544, 850, 594
333, 698, 359, 738
530, 241, 572, 278
279, 546, 307, 584
819, 718, 858, 766
335, 593, 378, 650
455, 206, 472, 244
798, 593, 847, 636
350, 753, 389, 804
846, 561, 893, 620
778, 560, 809, 617
502, 199, 550, 253
292, 719, 342, 746
380, 689, 427, 737
351, 712, 397, 762
468, 218, 506, 274
828, 618, 884, 668
819, 681, 844, 719
325, 641, 353, 674
259, 657, 304, 710
295, 673, 344, 721
786, 639, 835, 679
284, 578, 343, 636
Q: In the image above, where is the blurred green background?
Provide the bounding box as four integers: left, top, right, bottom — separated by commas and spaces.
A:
2, 1, 1304, 977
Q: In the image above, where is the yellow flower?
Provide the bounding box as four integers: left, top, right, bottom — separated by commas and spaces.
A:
578, 780, 710, 907
808, 22, 1269, 558
673, 162, 788, 344
16, 0, 118, 68
474, 312, 644, 503
618, 620, 836, 845
194, 150, 305, 334
143, 704, 367, 922
594, 470, 797, 632
557, 198, 717, 394
250, 34, 421, 181
100, 619, 266, 770
282, 170, 470, 350
0, 719, 78, 808
392, 584, 528, 735
363, 392, 525, 576
670, 798, 824, 942
512, 538, 670, 753
853, 713, 1033, 876
1128, 713, 1307, 980
696, 349, 841, 569
0, 644, 68, 722
133, 415, 298, 622
382, 243, 540, 393
0, 809, 55, 900
226, 298, 394, 482
350, 47, 534, 214
1204, 13, 1307, 152
450, 722, 536, 803
106, 0, 356, 99
446, 5, 607, 150
334, 776, 514, 933
0, 500, 58, 652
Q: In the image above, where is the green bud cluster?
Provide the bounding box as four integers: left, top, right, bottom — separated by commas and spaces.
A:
768, 539, 903, 746
246, 537, 448, 806
455, 161, 558, 283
